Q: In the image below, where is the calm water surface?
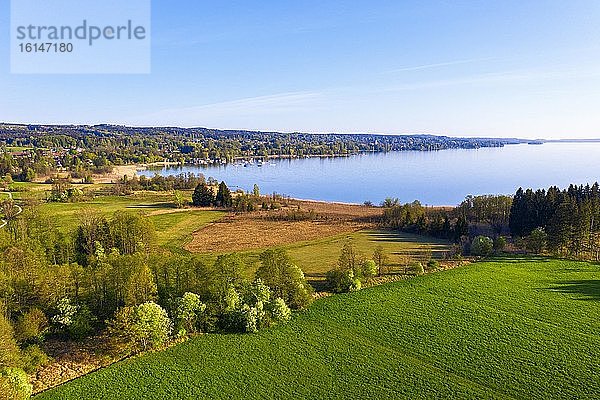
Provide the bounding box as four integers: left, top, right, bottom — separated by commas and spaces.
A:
139, 143, 600, 206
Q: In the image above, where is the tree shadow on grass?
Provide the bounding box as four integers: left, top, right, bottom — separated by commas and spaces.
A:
126, 202, 176, 210
549, 280, 600, 301
491, 255, 553, 263
306, 277, 328, 293
366, 230, 447, 245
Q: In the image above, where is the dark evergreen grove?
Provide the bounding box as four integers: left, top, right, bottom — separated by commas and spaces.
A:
509, 183, 600, 258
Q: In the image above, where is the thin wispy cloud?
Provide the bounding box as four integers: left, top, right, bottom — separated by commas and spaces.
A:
385, 58, 493, 74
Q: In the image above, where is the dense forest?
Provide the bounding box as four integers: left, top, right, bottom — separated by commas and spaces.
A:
509, 183, 600, 259
0, 123, 521, 182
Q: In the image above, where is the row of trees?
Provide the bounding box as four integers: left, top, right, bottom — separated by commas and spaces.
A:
381, 184, 600, 260
191, 182, 280, 213
192, 182, 233, 207
116, 173, 207, 193
379, 200, 468, 242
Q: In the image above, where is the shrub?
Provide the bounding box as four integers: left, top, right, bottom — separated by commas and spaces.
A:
525, 227, 547, 254
132, 302, 172, 350
15, 308, 48, 344
196, 304, 219, 333
427, 259, 439, 269
361, 260, 378, 280
107, 307, 136, 353
471, 236, 494, 256
225, 299, 269, 334
219, 281, 294, 333
52, 299, 96, 340
0, 313, 21, 368
21, 345, 51, 374
256, 249, 313, 309
493, 236, 507, 253
219, 309, 245, 333
271, 298, 291, 323
0, 376, 13, 399
241, 304, 259, 333
223, 287, 241, 312
246, 279, 271, 305
174, 292, 206, 335
285, 278, 313, 310
414, 262, 425, 275
52, 298, 78, 328
326, 269, 361, 293
108, 302, 172, 353
68, 305, 96, 340
0, 367, 32, 400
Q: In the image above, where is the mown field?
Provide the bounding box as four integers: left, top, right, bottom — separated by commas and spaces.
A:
36, 257, 600, 399
285, 230, 448, 274
8, 187, 225, 250
195, 229, 449, 278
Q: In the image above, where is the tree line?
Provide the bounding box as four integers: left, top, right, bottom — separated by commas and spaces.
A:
115, 173, 207, 193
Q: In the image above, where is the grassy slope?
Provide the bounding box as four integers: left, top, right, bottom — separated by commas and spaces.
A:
37, 258, 600, 399
286, 230, 448, 274
195, 229, 450, 277
35, 194, 224, 249
151, 211, 225, 252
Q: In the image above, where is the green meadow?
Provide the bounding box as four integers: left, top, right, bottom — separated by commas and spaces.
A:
19, 190, 224, 250
195, 229, 450, 279
36, 257, 600, 399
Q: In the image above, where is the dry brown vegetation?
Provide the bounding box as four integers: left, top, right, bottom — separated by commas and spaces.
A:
185, 200, 383, 253
31, 338, 114, 394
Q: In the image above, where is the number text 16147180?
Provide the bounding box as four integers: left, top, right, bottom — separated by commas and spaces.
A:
18, 43, 74, 53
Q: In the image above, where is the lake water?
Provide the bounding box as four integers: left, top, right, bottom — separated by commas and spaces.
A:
139, 142, 600, 206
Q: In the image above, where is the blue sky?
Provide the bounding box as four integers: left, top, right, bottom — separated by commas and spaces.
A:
1, 0, 600, 138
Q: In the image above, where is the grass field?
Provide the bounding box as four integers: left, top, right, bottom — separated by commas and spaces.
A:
35, 194, 224, 249
151, 210, 226, 252
8, 189, 442, 262
36, 257, 600, 399
285, 230, 448, 274
193, 229, 449, 278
